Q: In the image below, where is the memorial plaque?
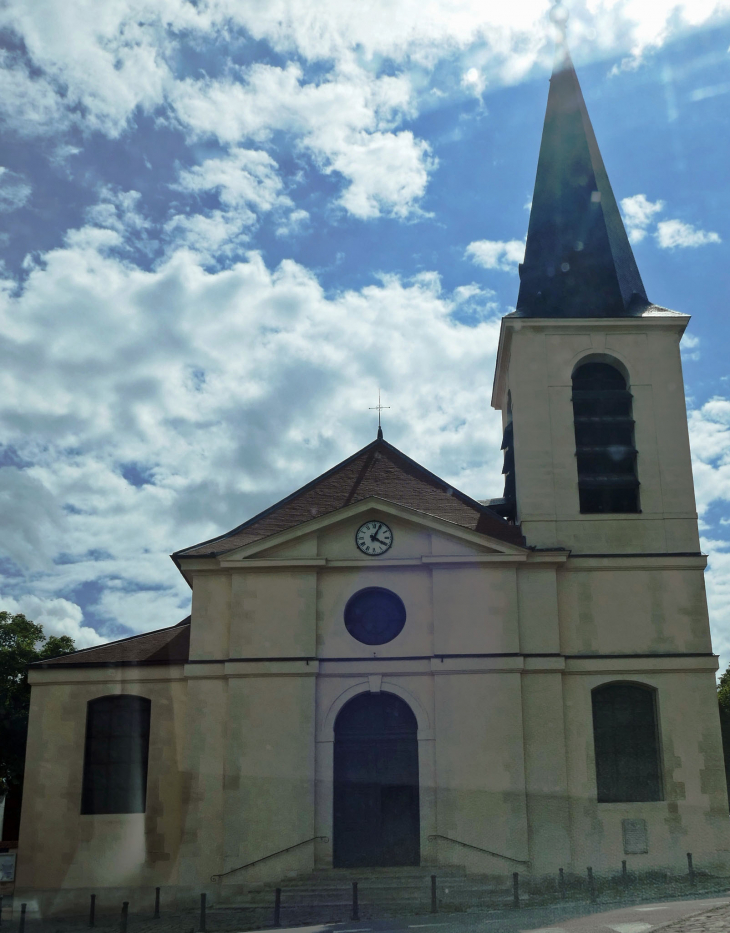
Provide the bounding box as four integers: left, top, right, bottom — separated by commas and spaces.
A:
0, 852, 16, 882
622, 818, 648, 854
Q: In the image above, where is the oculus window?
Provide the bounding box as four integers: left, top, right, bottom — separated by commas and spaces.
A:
592, 683, 662, 803
81, 695, 151, 814
572, 361, 639, 513
344, 587, 406, 645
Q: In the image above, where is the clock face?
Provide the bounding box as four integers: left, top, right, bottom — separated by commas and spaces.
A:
355, 520, 393, 556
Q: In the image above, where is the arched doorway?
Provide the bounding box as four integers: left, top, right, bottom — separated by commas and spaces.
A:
333, 691, 420, 868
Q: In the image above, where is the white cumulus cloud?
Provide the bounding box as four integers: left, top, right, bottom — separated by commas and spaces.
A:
655, 218, 722, 249
465, 238, 525, 271
620, 193, 664, 243
620, 194, 722, 250
0, 593, 105, 649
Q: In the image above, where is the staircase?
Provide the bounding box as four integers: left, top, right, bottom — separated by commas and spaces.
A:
213, 865, 522, 925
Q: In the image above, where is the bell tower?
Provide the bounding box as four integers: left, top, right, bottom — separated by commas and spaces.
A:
491, 34, 700, 554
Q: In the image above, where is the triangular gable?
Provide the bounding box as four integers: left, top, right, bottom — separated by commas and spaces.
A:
173, 436, 524, 563
221, 496, 526, 561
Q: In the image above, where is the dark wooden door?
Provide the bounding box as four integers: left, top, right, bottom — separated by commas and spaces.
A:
333, 692, 420, 868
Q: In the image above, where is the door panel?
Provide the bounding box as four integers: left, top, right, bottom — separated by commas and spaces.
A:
333, 692, 420, 868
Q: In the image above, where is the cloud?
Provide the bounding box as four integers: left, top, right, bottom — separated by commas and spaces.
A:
168, 148, 295, 250
465, 238, 525, 271
171, 64, 434, 219
680, 332, 700, 362
0, 467, 64, 569
331, 130, 435, 219
655, 219, 721, 249
0, 593, 105, 649
620, 194, 721, 250
620, 194, 664, 243
175, 149, 289, 215
0, 168, 32, 213
461, 67, 486, 97
686, 398, 730, 672
688, 397, 730, 516
1, 0, 728, 151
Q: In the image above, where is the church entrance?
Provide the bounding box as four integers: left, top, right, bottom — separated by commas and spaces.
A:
333, 692, 420, 868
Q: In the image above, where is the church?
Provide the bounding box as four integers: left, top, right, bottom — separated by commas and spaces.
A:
13, 33, 730, 916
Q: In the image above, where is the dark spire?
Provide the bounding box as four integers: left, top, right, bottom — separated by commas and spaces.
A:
516, 33, 648, 318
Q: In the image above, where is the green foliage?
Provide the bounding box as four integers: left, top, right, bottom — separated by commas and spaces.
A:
718, 663, 730, 805
0, 611, 76, 795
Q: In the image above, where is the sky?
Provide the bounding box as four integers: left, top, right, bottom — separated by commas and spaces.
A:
1, 0, 730, 666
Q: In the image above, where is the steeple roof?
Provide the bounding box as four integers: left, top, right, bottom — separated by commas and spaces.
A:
516, 46, 649, 317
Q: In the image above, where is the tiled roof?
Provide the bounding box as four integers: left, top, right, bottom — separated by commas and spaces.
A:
32, 618, 190, 668
174, 437, 524, 559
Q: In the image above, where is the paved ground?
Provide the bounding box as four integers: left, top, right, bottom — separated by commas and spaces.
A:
2, 896, 729, 933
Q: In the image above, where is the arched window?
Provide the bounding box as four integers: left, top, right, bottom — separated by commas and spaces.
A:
592, 683, 662, 803
81, 695, 151, 814
572, 361, 639, 513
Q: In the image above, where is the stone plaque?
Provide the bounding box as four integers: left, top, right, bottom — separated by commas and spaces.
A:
0, 853, 16, 882
622, 818, 648, 855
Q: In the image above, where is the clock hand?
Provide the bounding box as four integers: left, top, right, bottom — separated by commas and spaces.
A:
370, 523, 383, 541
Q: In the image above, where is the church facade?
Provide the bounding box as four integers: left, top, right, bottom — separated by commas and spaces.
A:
14, 44, 730, 915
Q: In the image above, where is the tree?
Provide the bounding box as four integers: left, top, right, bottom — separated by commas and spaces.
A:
1, 611, 76, 837
718, 662, 730, 806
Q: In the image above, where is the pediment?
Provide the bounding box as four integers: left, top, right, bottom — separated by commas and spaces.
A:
218, 497, 526, 565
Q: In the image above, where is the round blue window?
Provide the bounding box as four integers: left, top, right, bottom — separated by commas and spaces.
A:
344, 587, 406, 645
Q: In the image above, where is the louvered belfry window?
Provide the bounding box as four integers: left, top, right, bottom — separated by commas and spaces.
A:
81, 695, 151, 814
572, 361, 639, 513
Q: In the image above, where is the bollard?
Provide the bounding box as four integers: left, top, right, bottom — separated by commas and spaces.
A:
89, 894, 96, 928
587, 867, 596, 903
351, 881, 359, 922
687, 852, 695, 887
558, 868, 566, 900
154, 887, 160, 920
512, 872, 520, 909
19, 905, 27, 933
622, 860, 628, 891
200, 893, 207, 933
120, 902, 128, 933
274, 888, 281, 927
430, 875, 437, 914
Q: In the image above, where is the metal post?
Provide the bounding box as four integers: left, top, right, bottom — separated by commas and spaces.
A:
89, 894, 96, 927
199, 893, 207, 932
622, 860, 628, 891
274, 888, 281, 927
558, 868, 566, 899
0, 894, 3, 929
351, 881, 359, 922
512, 872, 519, 909
687, 852, 695, 887
587, 867, 596, 903
430, 875, 437, 914
120, 902, 128, 933
154, 887, 160, 920
19, 905, 26, 933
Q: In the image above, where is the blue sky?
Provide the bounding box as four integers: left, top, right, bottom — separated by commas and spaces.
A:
2, 0, 730, 666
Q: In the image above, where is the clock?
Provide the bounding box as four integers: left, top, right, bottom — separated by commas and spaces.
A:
355, 520, 393, 556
